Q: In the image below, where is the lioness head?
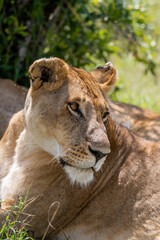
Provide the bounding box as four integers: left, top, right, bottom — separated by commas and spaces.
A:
25, 58, 117, 186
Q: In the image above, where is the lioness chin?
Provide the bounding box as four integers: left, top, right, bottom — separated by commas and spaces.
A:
0, 58, 160, 240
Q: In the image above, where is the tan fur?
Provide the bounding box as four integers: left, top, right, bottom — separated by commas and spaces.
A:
0, 58, 160, 240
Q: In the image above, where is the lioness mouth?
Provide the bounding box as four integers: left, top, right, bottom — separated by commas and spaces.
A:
60, 158, 72, 167
59, 158, 94, 170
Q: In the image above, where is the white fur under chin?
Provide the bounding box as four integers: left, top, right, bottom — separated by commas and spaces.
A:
64, 157, 107, 186
64, 165, 94, 186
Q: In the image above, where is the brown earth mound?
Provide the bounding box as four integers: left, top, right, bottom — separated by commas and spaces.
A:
0, 79, 27, 139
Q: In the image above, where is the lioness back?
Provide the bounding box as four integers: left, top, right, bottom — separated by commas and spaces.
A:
0, 110, 25, 180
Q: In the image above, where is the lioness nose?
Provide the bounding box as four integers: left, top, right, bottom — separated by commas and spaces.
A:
88, 146, 107, 162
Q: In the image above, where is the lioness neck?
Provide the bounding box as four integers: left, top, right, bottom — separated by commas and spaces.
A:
58, 116, 160, 239
106, 114, 155, 161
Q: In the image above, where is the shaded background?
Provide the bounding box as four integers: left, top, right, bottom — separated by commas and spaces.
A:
0, 0, 160, 112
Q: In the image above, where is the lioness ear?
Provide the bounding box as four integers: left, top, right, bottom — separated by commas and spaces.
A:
29, 57, 68, 91
91, 62, 118, 94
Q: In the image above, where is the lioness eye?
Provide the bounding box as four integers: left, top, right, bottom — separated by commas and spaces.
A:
69, 102, 79, 111
102, 111, 110, 122
68, 102, 82, 117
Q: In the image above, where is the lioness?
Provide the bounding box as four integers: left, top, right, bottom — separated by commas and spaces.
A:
0, 58, 160, 240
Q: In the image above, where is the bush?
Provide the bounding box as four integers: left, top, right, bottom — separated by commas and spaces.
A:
0, 0, 157, 87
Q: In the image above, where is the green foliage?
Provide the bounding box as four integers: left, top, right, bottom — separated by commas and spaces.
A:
0, 197, 34, 240
0, 189, 35, 240
0, 0, 158, 87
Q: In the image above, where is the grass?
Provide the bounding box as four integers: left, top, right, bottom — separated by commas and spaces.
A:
111, 54, 160, 113
0, 195, 34, 240
0, 196, 65, 240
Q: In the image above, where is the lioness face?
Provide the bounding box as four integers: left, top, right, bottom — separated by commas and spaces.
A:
25, 58, 117, 186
